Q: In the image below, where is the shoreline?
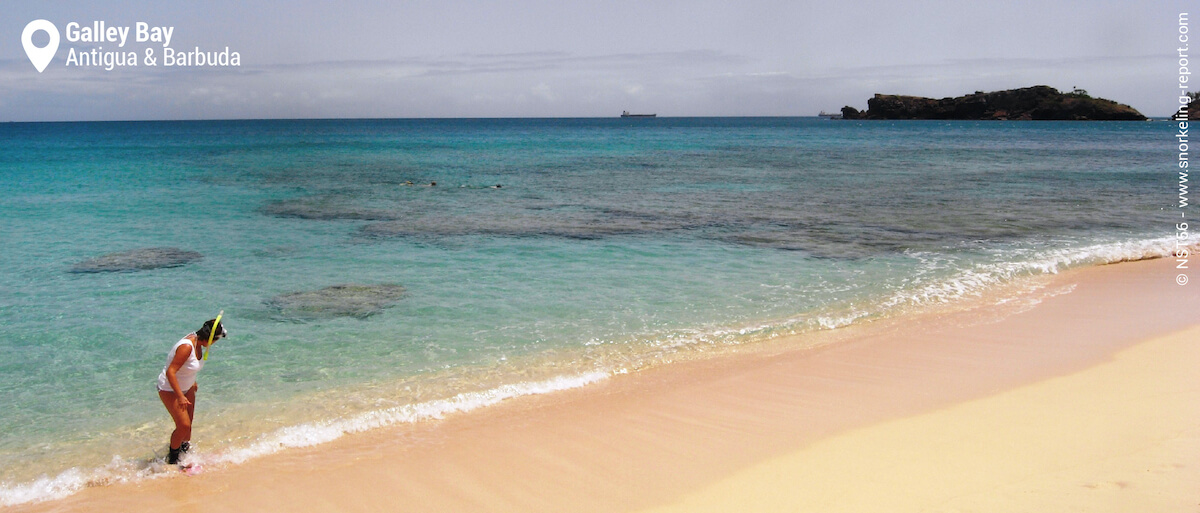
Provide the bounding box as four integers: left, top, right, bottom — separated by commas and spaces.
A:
0, 237, 1177, 504
12, 256, 1199, 512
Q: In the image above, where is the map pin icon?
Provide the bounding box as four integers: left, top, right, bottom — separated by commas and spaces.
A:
22, 20, 60, 73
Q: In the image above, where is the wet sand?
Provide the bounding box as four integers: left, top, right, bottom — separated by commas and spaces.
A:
17, 257, 1199, 513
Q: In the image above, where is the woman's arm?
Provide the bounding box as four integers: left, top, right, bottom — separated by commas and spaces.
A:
165, 344, 193, 408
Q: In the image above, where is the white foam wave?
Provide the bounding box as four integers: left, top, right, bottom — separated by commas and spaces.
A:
815, 311, 869, 330
883, 237, 1180, 309
0, 455, 175, 507
0, 371, 614, 507
207, 370, 613, 466
0, 468, 87, 507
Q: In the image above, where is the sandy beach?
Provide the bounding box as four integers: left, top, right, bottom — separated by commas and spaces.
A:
16, 256, 1199, 513
637, 324, 1200, 513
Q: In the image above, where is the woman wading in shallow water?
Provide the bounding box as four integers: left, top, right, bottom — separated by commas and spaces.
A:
156, 317, 227, 465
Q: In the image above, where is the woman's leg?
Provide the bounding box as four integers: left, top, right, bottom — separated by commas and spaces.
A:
183, 385, 197, 446
158, 389, 191, 451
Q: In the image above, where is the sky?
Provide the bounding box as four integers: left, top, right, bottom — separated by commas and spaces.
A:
0, 0, 1191, 121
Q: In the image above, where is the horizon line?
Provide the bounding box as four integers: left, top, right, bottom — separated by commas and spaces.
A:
0, 115, 1175, 124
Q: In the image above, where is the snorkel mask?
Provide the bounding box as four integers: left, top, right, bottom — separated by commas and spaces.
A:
203, 310, 226, 361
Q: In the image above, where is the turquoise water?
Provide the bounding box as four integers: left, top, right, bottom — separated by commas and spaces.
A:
0, 118, 1174, 503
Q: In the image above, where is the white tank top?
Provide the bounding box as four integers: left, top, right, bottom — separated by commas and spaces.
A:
156, 335, 205, 393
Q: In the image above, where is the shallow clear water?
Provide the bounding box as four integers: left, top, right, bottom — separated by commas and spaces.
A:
0, 117, 1175, 504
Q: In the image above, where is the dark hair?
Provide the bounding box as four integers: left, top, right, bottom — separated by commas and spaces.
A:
196, 318, 227, 342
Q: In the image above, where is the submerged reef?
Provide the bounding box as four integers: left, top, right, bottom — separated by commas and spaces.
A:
266, 284, 406, 319
261, 196, 404, 221
841, 86, 1146, 120
71, 247, 203, 273
358, 208, 697, 240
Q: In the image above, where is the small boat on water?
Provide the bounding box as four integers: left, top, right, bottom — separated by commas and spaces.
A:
621, 111, 656, 118
818, 111, 842, 119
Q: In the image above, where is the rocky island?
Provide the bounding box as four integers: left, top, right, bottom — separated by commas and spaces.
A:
841, 86, 1146, 121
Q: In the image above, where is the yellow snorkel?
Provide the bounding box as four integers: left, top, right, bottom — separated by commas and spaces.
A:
203, 310, 223, 361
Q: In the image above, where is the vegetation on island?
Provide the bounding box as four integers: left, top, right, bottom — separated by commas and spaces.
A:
1176, 91, 1199, 121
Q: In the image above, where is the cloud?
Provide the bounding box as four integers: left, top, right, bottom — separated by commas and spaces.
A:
0, 48, 762, 120
817, 54, 1162, 81
0, 45, 1169, 120
249, 49, 750, 77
